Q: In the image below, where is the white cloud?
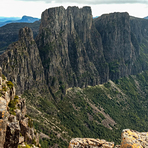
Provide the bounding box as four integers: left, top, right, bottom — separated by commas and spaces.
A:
0, 0, 148, 18
19, 0, 148, 4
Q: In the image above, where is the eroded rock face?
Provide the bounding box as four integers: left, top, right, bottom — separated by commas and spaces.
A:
121, 129, 148, 148
68, 138, 114, 148
95, 12, 140, 80
0, 27, 46, 95
0, 68, 40, 148
4, 121, 20, 148
36, 6, 108, 94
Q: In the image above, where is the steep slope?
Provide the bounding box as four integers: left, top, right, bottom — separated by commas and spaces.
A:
130, 17, 148, 68
94, 12, 140, 80
55, 71, 148, 145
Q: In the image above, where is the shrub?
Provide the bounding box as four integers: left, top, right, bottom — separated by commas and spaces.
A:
28, 118, 33, 128
2, 84, 7, 91
8, 96, 19, 115
18, 144, 31, 148
14, 95, 19, 100
6, 81, 14, 89
2, 74, 6, 80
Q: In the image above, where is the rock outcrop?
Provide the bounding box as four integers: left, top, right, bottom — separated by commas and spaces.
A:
35, 6, 148, 95
0, 21, 40, 55
0, 67, 40, 148
121, 129, 148, 148
0, 27, 46, 95
36, 6, 108, 94
69, 138, 114, 148
129, 16, 148, 71
95, 12, 140, 80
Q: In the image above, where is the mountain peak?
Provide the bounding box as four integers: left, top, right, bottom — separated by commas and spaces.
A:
22, 15, 38, 19
19, 27, 33, 40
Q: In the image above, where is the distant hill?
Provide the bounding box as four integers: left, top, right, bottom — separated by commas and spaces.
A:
93, 16, 99, 19
15, 15, 39, 23
144, 16, 148, 19
0, 17, 20, 22
0, 16, 40, 27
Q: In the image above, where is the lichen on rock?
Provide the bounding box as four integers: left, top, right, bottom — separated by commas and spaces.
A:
121, 129, 148, 148
68, 138, 114, 148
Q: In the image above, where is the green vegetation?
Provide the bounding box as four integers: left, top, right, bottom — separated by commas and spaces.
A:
6, 81, 14, 89
22, 71, 148, 147
18, 144, 31, 148
2, 74, 6, 80
40, 138, 68, 148
28, 117, 33, 128
109, 60, 119, 73
2, 84, 7, 91
8, 95, 19, 115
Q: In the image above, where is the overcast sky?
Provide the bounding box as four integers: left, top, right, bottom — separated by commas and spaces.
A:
1, 0, 148, 18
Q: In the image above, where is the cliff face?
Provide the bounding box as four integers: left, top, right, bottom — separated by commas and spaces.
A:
129, 17, 148, 71
0, 67, 39, 148
0, 27, 45, 95
36, 6, 108, 94
36, 7, 148, 93
130, 16, 148, 43
95, 12, 140, 80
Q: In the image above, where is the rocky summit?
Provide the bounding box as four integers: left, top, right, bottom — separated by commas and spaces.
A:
0, 67, 40, 148
68, 138, 114, 148
121, 129, 148, 148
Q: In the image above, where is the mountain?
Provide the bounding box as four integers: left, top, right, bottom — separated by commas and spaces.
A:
1, 6, 148, 148
0, 17, 20, 22
0, 16, 40, 27
144, 16, 148, 19
16, 15, 39, 23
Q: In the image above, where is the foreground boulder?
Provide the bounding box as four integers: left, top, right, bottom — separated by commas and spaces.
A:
68, 138, 114, 148
121, 129, 148, 148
